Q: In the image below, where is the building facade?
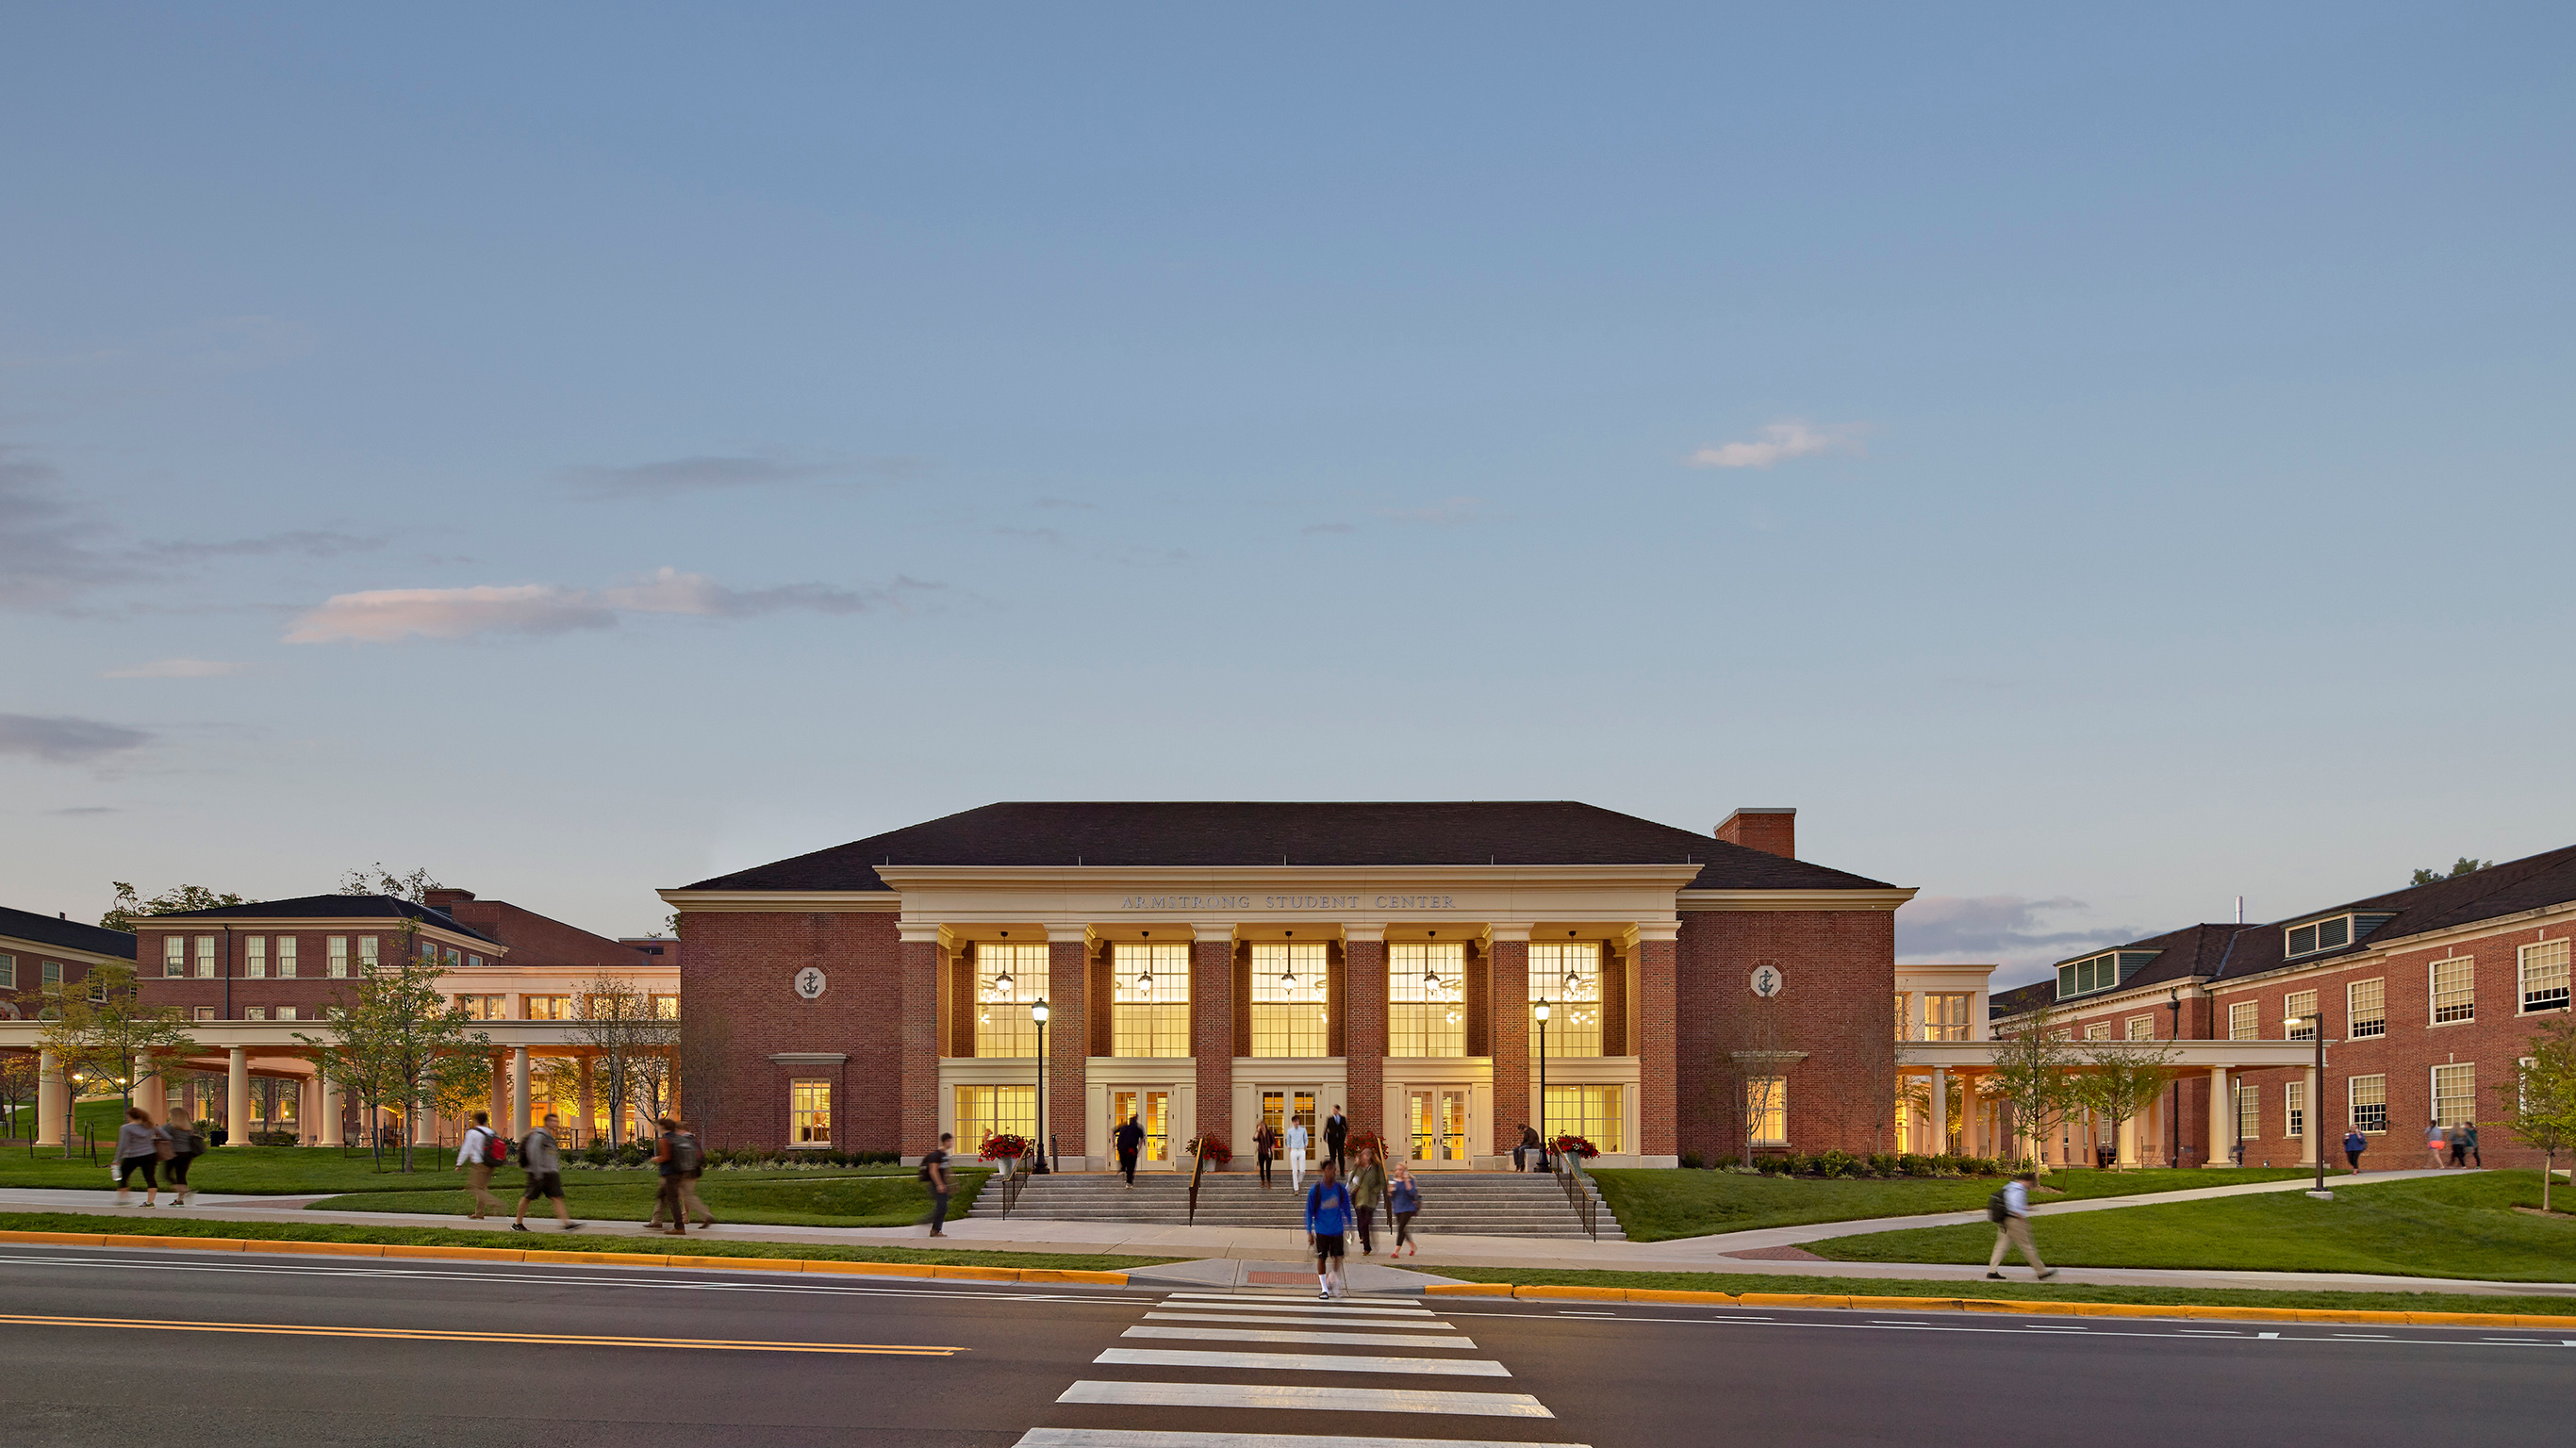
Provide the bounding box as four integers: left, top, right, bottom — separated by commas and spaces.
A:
665, 801, 1915, 1166
0, 903, 136, 1019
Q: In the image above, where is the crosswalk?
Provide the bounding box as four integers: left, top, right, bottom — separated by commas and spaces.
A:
1014, 1288, 1591, 1448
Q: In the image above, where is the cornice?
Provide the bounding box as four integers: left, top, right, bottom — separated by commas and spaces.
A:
658, 890, 902, 913
0, 935, 132, 968
1678, 888, 1918, 913
875, 863, 1712, 890
131, 917, 506, 955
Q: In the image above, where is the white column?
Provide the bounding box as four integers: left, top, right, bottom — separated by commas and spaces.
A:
35, 1048, 65, 1147
319, 1072, 344, 1147
224, 1047, 250, 1146
2301, 1064, 2320, 1167
1927, 1068, 1947, 1156
511, 1047, 531, 1136
488, 1051, 507, 1131
2117, 1111, 2138, 1168
135, 1055, 167, 1123
2205, 1066, 2229, 1167
298, 1074, 322, 1145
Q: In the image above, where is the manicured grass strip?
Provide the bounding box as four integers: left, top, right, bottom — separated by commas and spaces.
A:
1424, 1265, 2576, 1319
0, 1211, 1179, 1274
0, 1145, 982, 1200
309, 1168, 986, 1227
1806, 1171, 2576, 1281
1588, 1165, 2322, 1242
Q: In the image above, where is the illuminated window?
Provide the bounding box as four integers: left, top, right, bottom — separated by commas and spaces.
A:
274, 1005, 297, 1022
275, 936, 296, 979
1746, 1078, 1787, 1147
163, 937, 185, 978
974, 943, 1044, 1059
1893, 992, 1910, 1041
327, 936, 349, 979
454, 995, 508, 1021
2432, 1062, 2475, 1128
2348, 979, 2385, 1038
523, 995, 572, 1021
1112, 943, 1191, 1058
1544, 1083, 1623, 1153
789, 1079, 832, 1145
1248, 943, 1328, 1057
1528, 942, 1603, 1058
956, 1084, 1034, 1153
2349, 1074, 2386, 1134
1388, 942, 1466, 1057
246, 1006, 267, 1022
2084, 1022, 2112, 1041
2228, 1000, 2258, 1040
2284, 1080, 2304, 1139
2431, 957, 2474, 1024
2284, 991, 2318, 1042
194, 935, 217, 979
1921, 993, 1971, 1042
2520, 939, 2570, 1014
2125, 1015, 2155, 1041
651, 994, 679, 1019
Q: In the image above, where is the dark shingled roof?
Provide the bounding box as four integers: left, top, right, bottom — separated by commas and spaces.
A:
0, 904, 138, 960
142, 894, 503, 946
682, 801, 1895, 894
1989, 922, 2259, 1017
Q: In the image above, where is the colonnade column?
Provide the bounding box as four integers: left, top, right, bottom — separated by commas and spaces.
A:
135, 1055, 166, 1123
511, 1047, 531, 1136
488, 1051, 508, 1131
1486, 924, 1531, 1159
297, 1074, 321, 1145
1343, 925, 1387, 1145
1189, 923, 1235, 1158
35, 1049, 64, 1147
897, 923, 944, 1160
319, 1068, 344, 1147
576, 1059, 595, 1144
1634, 923, 1679, 1159
225, 1047, 250, 1146
2301, 1064, 2320, 1167
2117, 1112, 2138, 1168
1043, 923, 1092, 1167
1928, 1067, 1947, 1155
2204, 1066, 2229, 1167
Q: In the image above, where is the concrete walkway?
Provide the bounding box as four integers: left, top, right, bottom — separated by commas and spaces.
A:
3, 1167, 2565, 1299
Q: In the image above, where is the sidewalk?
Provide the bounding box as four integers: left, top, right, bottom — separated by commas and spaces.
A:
5, 1167, 2565, 1299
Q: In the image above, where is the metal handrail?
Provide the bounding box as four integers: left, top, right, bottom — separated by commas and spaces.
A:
995, 1147, 1037, 1217
1187, 1146, 1210, 1224
1549, 1145, 1600, 1241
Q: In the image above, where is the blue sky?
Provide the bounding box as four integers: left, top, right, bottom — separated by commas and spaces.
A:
5, 6, 2570, 985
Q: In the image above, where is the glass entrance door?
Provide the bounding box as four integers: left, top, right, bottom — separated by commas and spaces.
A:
1408, 1090, 1467, 1165
1260, 1090, 1320, 1159
1111, 1089, 1170, 1163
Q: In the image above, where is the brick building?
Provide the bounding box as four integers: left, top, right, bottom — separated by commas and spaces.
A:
662, 801, 1915, 1166
1991, 846, 2576, 1170
0, 903, 136, 1019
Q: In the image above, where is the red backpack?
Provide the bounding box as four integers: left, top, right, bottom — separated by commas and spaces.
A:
481, 1128, 510, 1166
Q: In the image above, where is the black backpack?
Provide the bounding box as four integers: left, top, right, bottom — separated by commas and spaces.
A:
672, 1132, 702, 1174
1987, 1189, 2010, 1224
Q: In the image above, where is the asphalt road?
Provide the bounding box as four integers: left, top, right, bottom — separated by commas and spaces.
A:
0, 1245, 2565, 1447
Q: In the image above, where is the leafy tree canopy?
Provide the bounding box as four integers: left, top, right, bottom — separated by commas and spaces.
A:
2411, 857, 2493, 887
101, 882, 247, 932
339, 864, 445, 903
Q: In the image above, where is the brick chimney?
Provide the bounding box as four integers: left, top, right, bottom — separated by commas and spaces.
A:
423, 888, 476, 909
1716, 808, 1795, 860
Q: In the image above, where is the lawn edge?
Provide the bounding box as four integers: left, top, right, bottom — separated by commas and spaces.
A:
1423, 1279, 2576, 1327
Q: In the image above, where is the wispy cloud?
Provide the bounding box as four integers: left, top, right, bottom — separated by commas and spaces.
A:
142, 531, 385, 562
1376, 497, 1492, 527
284, 568, 940, 644
1688, 420, 1869, 469
0, 448, 133, 607
104, 658, 246, 679
0, 712, 154, 765
1896, 894, 2143, 982
48, 805, 119, 815
562, 453, 923, 500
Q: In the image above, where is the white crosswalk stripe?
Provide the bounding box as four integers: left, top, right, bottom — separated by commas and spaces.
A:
1158, 1294, 1440, 1316
1016, 1431, 1592, 1448
1095, 1347, 1510, 1377
1145, 1311, 1457, 1329
1123, 1325, 1484, 1350
1056, 1382, 1555, 1416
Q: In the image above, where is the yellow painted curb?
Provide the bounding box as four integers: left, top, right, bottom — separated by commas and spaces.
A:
1425, 1282, 1514, 1297
805, 1259, 932, 1277
1625, 1289, 1737, 1305
1511, 1284, 1627, 1301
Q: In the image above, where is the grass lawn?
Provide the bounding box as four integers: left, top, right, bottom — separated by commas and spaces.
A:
1428, 1265, 2576, 1317
1807, 1170, 2576, 1280
0, 1209, 1170, 1272
1589, 1165, 2320, 1242
3, 1099, 134, 1142
311, 1167, 989, 1227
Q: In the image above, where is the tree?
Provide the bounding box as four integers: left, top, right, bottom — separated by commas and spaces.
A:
1987, 1004, 2078, 1173
562, 971, 678, 1146
0, 1052, 38, 1140
294, 924, 488, 1173
25, 962, 199, 1152
101, 882, 246, 932
339, 864, 445, 903
2500, 1020, 2576, 1213
2071, 1039, 2180, 1169
2411, 858, 2493, 887
1728, 981, 1796, 1164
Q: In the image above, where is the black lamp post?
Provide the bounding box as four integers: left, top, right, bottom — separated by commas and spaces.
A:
1534, 997, 1552, 1171
1032, 997, 1050, 1174
2284, 1013, 2331, 1195
2167, 988, 2183, 1167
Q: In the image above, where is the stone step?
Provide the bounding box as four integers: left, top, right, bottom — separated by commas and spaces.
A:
973, 1169, 1622, 1238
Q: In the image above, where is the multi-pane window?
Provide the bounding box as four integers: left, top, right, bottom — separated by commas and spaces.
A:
1746, 1078, 1787, 1146
2286, 915, 2353, 958
1544, 1083, 1624, 1153
789, 1079, 832, 1145
194, 935, 217, 979
974, 943, 1044, 1059
443, 948, 463, 969
2085, 1022, 2113, 1040
1112, 943, 1191, 1058
357, 935, 378, 974
41, 960, 63, 991
523, 995, 572, 1021
2236, 1082, 2260, 1146
2432, 1062, 2476, 1127
1528, 942, 1603, 1058
274, 1005, 297, 1022
2348, 979, 2386, 1038
467, 954, 484, 969
956, 1084, 1034, 1152
2125, 1015, 2155, 1041
1894, 993, 1910, 1040
651, 994, 679, 1019
1388, 942, 1465, 1057
454, 995, 508, 1021
2228, 1001, 2258, 1040
2431, 957, 2475, 1024
2284, 1080, 2305, 1140
1923, 993, 1971, 1042
0, 953, 11, 990
192, 1006, 215, 1022
245, 1006, 267, 1022
246, 937, 268, 979
2349, 1074, 2387, 1134
2284, 990, 2318, 1041
2519, 939, 2570, 1013
163, 937, 185, 978
328, 936, 349, 979
275, 936, 296, 979
1249, 943, 1328, 1057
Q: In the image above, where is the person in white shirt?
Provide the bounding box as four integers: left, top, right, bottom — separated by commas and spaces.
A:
456, 1111, 505, 1220
1285, 1118, 1310, 1193
1987, 1170, 2056, 1280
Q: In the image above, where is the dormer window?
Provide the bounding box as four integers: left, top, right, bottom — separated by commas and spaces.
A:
2056, 949, 2160, 1000
2285, 913, 2394, 960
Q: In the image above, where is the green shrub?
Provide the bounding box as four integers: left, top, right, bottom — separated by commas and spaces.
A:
1678, 1151, 1704, 1170
1898, 1153, 1934, 1177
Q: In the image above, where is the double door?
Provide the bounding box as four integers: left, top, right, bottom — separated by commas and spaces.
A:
1409, 1089, 1468, 1167
1110, 1089, 1170, 1164
1259, 1089, 1319, 1160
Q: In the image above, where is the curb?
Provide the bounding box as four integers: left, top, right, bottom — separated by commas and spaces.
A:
0, 1229, 1128, 1285
1422, 1281, 2576, 1329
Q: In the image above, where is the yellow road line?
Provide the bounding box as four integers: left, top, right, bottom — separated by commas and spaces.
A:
0, 1313, 965, 1355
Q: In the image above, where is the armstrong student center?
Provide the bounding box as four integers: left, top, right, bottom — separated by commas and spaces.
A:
664, 802, 1917, 1169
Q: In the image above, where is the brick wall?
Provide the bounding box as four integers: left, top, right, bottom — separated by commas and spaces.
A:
1487, 938, 1528, 1153
1047, 939, 1088, 1159
1345, 938, 1388, 1142
1192, 938, 1234, 1150
1635, 935, 1678, 1156
675, 909, 903, 1152
1676, 910, 1896, 1161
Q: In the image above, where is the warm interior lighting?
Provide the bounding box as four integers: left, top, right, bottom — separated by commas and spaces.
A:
1534, 998, 1552, 1023
1032, 998, 1049, 1024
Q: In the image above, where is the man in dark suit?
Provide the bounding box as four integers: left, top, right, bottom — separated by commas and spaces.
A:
1324, 1106, 1349, 1174
1115, 1114, 1147, 1186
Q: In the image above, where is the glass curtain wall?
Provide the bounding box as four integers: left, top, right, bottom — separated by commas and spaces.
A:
1248, 943, 1329, 1056
1527, 941, 1604, 1056
1112, 943, 1191, 1057
975, 944, 1045, 1058
1387, 942, 1466, 1056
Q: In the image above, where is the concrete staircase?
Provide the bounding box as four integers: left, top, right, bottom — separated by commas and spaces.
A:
973, 1168, 1624, 1240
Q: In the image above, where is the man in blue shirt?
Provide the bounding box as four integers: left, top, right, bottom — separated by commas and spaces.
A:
1305, 1158, 1355, 1299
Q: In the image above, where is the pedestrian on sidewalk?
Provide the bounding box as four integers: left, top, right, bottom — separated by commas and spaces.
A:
512, 1112, 579, 1231
1115, 1114, 1146, 1187
1324, 1106, 1348, 1175
1387, 1158, 1421, 1258
2446, 1123, 2469, 1169
920, 1132, 954, 1237
113, 1107, 165, 1208
2342, 1127, 2366, 1174
1986, 1171, 2056, 1281
652, 1116, 689, 1236
162, 1116, 204, 1206
1253, 1119, 1280, 1188
1514, 1122, 1540, 1173
2426, 1119, 2448, 1168
652, 1119, 715, 1230
1305, 1158, 1354, 1299
2465, 1121, 2483, 1168
457, 1111, 506, 1219
1286, 1118, 1309, 1193
1349, 1143, 1386, 1256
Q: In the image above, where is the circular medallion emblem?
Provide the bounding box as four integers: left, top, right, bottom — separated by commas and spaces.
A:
793, 965, 828, 1000
1749, 964, 1785, 998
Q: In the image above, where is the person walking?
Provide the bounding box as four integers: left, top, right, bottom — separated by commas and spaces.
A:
1324, 1106, 1348, 1175
113, 1107, 165, 1208
2447, 1123, 2469, 1169
1115, 1114, 1146, 1187
162, 1116, 204, 1207
652, 1116, 689, 1236
457, 1111, 506, 1220
1253, 1119, 1280, 1188
2425, 1119, 2448, 1168
1349, 1144, 1386, 1256
1387, 1159, 1422, 1258
920, 1132, 954, 1237
2342, 1127, 2367, 1174
1514, 1122, 1541, 1173
2465, 1121, 2483, 1168
651, 1119, 715, 1230
1985, 1171, 2056, 1281
512, 1112, 580, 1231
1305, 1158, 1354, 1299
1286, 1117, 1309, 1193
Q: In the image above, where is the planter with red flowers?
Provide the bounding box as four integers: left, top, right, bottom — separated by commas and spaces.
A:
979, 1132, 1034, 1167
1186, 1134, 1234, 1168
1548, 1134, 1599, 1161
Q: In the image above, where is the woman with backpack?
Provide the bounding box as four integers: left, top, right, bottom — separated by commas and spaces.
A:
163, 1117, 205, 1206
113, 1107, 167, 1208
